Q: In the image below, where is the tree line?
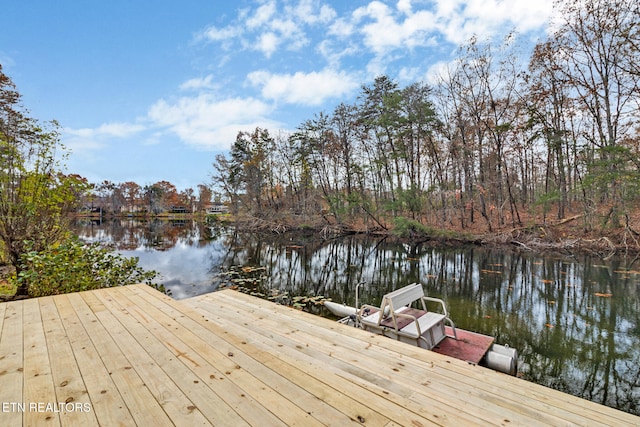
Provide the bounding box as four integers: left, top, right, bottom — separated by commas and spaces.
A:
213, 0, 640, 242
1, 0, 639, 298
79, 180, 213, 215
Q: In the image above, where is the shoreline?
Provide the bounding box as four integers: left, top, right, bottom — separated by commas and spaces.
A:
209, 213, 640, 259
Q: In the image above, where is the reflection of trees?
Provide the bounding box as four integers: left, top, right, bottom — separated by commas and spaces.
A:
458, 251, 640, 415
217, 234, 640, 413
73, 219, 210, 251
70, 221, 640, 414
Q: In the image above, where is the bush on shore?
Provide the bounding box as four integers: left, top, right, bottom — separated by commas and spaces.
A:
12, 238, 163, 298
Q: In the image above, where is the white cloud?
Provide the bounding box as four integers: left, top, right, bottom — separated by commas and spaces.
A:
397, 65, 420, 83
199, 25, 243, 42
65, 122, 145, 139
147, 94, 280, 150
196, 0, 339, 58
62, 135, 105, 157
250, 17, 309, 56
67, 1, 555, 158
504, 1, 554, 32
245, 0, 277, 29
198, 0, 554, 68
179, 75, 216, 91
61, 122, 146, 164
247, 68, 359, 106
327, 17, 355, 38
142, 132, 163, 146
431, 0, 554, 44
287, 0, 337, 25
317, 39, 358, 68
397, 0, 412, 15
342, 0, 553, 56
257, 32, 280, 57
424, 60, 453, 86
320, 0, 553, 77
351, 2, 437, 55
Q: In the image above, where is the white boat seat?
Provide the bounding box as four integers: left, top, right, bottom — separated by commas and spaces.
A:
358, 283, 456, 349
399, 311, 446, 338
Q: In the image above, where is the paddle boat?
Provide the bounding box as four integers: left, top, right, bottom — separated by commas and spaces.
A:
324, 282, 518, 375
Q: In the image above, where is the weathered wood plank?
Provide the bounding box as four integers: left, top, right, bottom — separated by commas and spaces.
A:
79, 289, 213, 427
52, 294, 136, 427
136, 285, 390, 426
125, 284, 359, 426
205, 291, 540, 426
65, 292, 173, 427
183, 290, 454, 426
38, 296, 99, 427
0, 301, 23, 427
2, 284, 639, 427
219, 288, 639, 426
22, 298, 60, 426
88, 286, 257, 427
195, 289, 640, 427
197, 291, 534, 426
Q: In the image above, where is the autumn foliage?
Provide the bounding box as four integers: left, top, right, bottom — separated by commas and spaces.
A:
210, 0, 640, 253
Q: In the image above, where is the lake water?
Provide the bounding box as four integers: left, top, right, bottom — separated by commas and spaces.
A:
74, 218, 640, 416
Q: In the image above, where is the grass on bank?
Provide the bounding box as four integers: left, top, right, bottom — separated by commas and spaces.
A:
0, 277, 16, 298
0, 249, 16, 297
392, 216, 473, 241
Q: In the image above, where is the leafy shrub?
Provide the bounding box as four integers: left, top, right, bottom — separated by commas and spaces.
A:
14, 238, 163, 297
392, 216, 470, 240
392, 216, 430, 238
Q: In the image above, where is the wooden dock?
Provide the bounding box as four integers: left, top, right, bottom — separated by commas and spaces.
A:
1, 284, 638, 426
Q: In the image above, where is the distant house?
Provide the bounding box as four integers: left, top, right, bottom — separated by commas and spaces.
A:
169, 206, 188, 214
206, 203, 229, 214
76, 205, 103, 216
78, 205, 102, 213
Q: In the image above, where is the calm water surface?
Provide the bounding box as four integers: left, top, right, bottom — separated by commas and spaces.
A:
74, 219, 640, 415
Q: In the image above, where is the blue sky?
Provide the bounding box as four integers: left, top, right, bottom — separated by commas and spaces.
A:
1, 0, 554, 191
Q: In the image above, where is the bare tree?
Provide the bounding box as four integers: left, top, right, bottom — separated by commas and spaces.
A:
551, 0, 640, 227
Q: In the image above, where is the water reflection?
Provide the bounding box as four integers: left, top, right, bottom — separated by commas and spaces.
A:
73, 219, 640, 415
